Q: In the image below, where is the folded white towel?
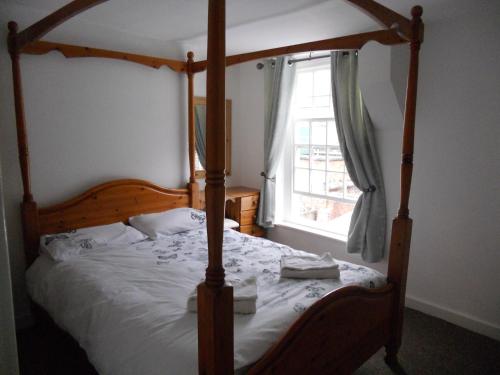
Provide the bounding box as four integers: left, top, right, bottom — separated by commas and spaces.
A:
187, 276, 257, 314
281, 253, 340, 279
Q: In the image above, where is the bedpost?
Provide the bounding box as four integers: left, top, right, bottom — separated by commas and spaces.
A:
8, 21, 40, 267
187, 51, 200, 209
197, 0, 234, 374
386, 5, 423, 365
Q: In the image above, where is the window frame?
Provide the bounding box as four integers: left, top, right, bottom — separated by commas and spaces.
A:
279, 59, 359, 237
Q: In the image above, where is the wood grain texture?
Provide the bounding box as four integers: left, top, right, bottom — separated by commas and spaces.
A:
346, 0, 412, 40
386, 6, 423, 363
38, 179, 191, 234
192, 29, 405, 73
224, 187, 264, 238
249, 285, 395, 374
198, 1, 234, 374
21, 40, 186, 72
14, 0, 109, 51
187, 51, 197, 182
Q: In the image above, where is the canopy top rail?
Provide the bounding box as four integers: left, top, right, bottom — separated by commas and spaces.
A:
21, 40, 187, 72
7, 0, 419, 58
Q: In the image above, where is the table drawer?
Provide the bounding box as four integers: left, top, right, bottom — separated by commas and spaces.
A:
240, 224, 265, 237
240, 195, 259, 211
240, 209, 257, 226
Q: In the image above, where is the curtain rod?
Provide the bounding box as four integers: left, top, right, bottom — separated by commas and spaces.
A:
256, 50, 357, 69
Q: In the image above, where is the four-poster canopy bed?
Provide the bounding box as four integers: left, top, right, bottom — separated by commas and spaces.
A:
7, 0, 424, 374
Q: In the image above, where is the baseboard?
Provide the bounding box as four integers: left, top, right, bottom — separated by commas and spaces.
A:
15, 313, 34, 330
406, 294, 500, 342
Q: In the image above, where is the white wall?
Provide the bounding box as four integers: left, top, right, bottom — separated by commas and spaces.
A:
393, 5, 500, 339
226, 5, 500, 340
0, 4, 188, 325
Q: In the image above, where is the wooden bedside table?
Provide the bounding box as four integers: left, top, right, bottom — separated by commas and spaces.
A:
225, 186, 265, 237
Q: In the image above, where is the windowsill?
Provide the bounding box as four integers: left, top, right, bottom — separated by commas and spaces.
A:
273, 220, 347, 244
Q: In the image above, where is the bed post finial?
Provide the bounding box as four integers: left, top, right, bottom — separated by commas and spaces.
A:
386, 5, 423, 366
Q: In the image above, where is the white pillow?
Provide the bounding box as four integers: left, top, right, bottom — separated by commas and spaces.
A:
40, 222, 147, 262
129, 208, 239, 238
224, 218, 240, 229
129, 208, 207, 239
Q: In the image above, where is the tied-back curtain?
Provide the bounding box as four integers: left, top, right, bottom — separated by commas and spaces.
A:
194, 104, 207, 169
331, 51, 386, 262
257, 57, 296, 228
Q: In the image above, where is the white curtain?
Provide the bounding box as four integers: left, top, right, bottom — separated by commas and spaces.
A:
331, 51, 387, 262
257, 57, 296, 228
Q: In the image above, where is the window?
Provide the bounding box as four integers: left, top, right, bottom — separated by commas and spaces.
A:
280, 60, 361, 237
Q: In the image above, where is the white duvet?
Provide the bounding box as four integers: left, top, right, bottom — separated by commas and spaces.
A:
26, 228, 386, 375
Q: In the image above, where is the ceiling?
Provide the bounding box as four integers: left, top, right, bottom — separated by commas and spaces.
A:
4, 0, 465, 58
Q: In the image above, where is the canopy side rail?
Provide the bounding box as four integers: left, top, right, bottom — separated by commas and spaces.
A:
21, 40, 187, 72
13, 0, 109, 52
192, 29, 406, 73
345, 0, 413, 41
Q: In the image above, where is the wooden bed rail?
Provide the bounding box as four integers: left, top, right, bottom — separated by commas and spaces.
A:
21, 40, 187, 72
13, 0, 109, 51
192, 29, 406, 73
250, 285, 395, 374
346, 0, 412, 40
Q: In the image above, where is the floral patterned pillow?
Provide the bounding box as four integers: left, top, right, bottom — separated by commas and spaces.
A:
40, 222, 147, 262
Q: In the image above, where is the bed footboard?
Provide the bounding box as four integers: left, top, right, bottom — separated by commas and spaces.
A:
249, 284, 395, 375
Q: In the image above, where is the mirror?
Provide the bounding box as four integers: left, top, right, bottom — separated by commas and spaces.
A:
194, 96, 232, 179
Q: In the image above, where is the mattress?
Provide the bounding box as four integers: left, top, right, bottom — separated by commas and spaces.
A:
26, 228, 386, 375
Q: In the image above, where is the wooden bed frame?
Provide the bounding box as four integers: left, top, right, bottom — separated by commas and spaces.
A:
7, 1, 424, 374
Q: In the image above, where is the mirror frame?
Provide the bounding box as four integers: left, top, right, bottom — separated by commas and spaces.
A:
193, 96, 232, 179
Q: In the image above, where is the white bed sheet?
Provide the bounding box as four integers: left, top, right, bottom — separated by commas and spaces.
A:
26, 228, 386, 375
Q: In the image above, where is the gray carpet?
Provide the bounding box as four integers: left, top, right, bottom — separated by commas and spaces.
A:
355, 309, 500, 375
18, 308, 500, 374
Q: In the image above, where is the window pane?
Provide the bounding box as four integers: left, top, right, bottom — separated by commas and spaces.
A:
311, 121, 326, 145
327, 147, 344, 172
310, 170, 326, 195
327, 121, 339, 146
294, 121, 309, 144
311, 146, 326, 170
313, 95, 330, 108
313, 69, 330, 96
286, 63, 360, 237
345, 174, 362, 201
290, 193, 356, 235
296, 72, 313, 107
294, 168, 309, 193
294, 146, 310, 168
327, 172, 344, 198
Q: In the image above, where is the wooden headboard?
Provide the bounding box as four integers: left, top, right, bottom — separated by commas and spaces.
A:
22, 179, 199, 267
